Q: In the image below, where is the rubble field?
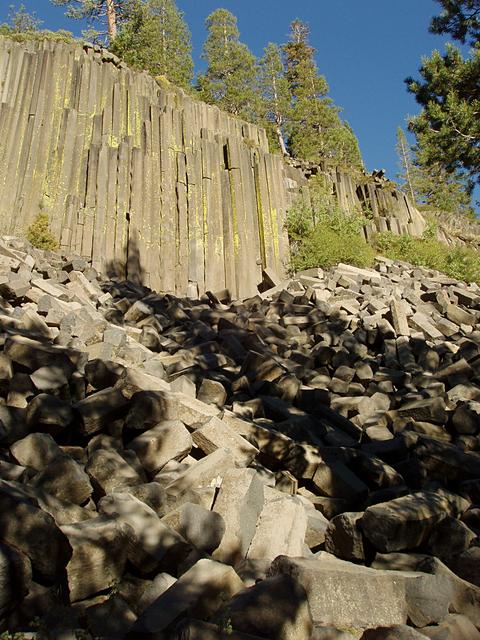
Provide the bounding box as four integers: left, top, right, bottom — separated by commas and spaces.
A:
0, 236, 480, 640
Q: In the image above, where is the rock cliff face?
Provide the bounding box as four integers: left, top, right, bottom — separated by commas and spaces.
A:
0, 38, 446, 302
284, 159, 428, 240
0, 37, 289, 299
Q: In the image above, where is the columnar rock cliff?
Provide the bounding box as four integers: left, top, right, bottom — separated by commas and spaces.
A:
0, 38, 436, 300
0, 37, 289, 298
285, 159, 428, 240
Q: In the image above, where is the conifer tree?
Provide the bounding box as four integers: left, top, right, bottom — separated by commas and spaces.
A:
282, 20, 362, 167
198, 9, 258, 121
430, 0, 480, 45
258, 43, 291, 155
51, 0, 129, 42
407, 1, 480, 187
396, 127, 474, 213
110, 0, 193, 88
413, 140, 474, 214
406, 45, 480, 185
4, 4, 43, 32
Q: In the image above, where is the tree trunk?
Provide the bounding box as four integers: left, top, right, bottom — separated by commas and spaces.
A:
276, 125, 289, 157
106, 0, 117, 41
399, 135, 416, 204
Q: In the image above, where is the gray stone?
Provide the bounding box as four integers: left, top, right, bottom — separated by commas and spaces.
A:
26, 393, 74, 435
30, 365, 69, 392
84, 359, 125, 390
446, 304, 477, 326
86, 448, 143, 496
114, 368, 170, 399
98, 492, 191, 575
173, 619, 266, 639
305, 508, 330, 550
452, 401, 480, 435
361, 490, 469, 553
124, 388, 218, 431
113, 481, 167, 516
197, 378, 227, 406
397, 398, 447, 425
246, 486, 307, 562
137, 573, 177, 613
0, 542, 32, 617
5, 335, 76, 376
0, 480, 71, 581
127, 420, 192, 474
192, 416, 258, 467
426, 517, 476, 559
312, 461, 369, 502
30, 454, 93, 505
74, 387, 129, 436
268, 553, 459, 630
61, 517, 130, 602
10, 432, 63, 471
0, 405, 29, 445
325, 512, 369, 563
166, 448, 236, 496
222, 574, 313, 640
132, 559, 244, 634
419, 614, 480, 639
162, 502, 225, 554
212, 468, 264, 566
445, 547, 480, 587
85, 594, 137, 639
361, 627, 429, 639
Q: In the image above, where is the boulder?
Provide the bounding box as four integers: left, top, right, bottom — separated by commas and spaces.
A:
361, 491, 469, 552
212, 468, 264, 566
61, 517, 130, 601
0, 480, 71, 581
0, 543, 32, 617
246, 487, 307, 562
98, 492, 192, 575
268, 554, 460, 630
131, 559, 244, 635
222, 574, 313, 640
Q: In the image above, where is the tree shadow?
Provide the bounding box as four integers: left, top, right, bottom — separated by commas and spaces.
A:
105, 226, 146, 288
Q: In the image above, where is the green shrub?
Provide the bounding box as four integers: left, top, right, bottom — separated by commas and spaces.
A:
372, 231, 480, 284
0, 26, 75, 44
290, 221, 375, 271
26, 213, 59, 251
286, 196, 375, 272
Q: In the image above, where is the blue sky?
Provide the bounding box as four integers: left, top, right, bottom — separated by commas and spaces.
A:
0, 1, 475, 205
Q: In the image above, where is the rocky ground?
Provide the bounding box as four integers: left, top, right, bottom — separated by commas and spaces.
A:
0, 236, 480, 640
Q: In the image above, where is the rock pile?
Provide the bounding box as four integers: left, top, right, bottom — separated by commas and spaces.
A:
0, 236, 480, 639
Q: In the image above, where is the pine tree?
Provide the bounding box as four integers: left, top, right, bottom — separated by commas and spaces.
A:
282, 20, 330, 159
413, 139, 474, 214
406, 44, 480, 184
197, 9, 258, 121
430, 0, 480, 45
110, 0, 193, 88
407, 1, 480, 187
50, 0, 130, 42
257, 43, 291, 155
396, 127, 473, 213
4, 3, 43, 32
282, 20, 363, 167
412, 161, 474, 214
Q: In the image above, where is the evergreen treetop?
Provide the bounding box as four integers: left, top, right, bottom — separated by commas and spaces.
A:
430, 0, 480, 44
197, 8, 259, 121
110, 0, 193, 88
50, 0, 131, 42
